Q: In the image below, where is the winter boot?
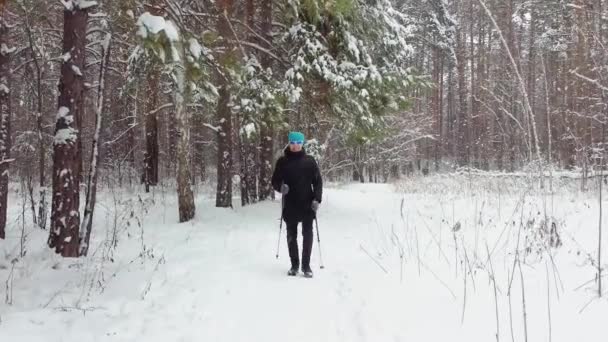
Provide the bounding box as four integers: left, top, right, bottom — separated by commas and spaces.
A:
287, 267, 298, 276
302, 266, 313, 278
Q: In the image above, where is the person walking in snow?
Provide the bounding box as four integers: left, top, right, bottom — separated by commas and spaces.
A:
272, 131, 323, 278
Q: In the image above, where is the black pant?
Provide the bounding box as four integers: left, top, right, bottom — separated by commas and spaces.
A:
286, 216, 314, 270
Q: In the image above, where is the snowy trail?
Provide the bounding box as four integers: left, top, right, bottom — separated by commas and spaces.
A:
1, 183, 607, 341
111, 185, 411, 342
122, 184, 461, 342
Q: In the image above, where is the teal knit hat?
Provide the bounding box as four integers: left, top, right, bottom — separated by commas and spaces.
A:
288, 131, 305, 143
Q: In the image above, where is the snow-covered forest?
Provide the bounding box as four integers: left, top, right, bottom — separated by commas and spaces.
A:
0, 0, 607, 341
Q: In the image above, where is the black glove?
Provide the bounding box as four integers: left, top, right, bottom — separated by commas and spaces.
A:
281, 184, 289, 195
311, 200, 320, 212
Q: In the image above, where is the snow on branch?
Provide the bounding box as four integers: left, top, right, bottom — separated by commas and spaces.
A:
137, 12, 179, 42
0, 158, 15, 165
203, 123, 220, 132
54, 107, 78, 145
71, 65, 83, 76
77, 0, 98, 9
137, 12, 166, 38
571, 69, 608, 93
0, 43, 16, 56
60, 0, 98, 11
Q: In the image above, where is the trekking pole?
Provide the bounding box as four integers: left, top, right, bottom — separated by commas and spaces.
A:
275, 195, 285, 259
314, 216, 325, 269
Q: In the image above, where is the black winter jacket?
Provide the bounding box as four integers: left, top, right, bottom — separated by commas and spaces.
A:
271, 147, 323, 223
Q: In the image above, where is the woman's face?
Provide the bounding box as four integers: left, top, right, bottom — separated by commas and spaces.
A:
289, 141, 303, 152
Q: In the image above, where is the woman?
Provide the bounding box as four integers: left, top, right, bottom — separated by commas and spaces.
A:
271, 131, 323, 277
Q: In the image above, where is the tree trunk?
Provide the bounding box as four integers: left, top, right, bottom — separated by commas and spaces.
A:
456, 29, 469, 166
168, 109, 178, 178
238, 0, 259, 206
192, 112, 206, 185
49, 3, 89, 257
390, 164, 399, 180
239, 123, 258, 206
215, 84, 233, 208
469, 0, 477, 168
215, 0, 235, 208
477, 13, 489, 169
0, 7, 10, 240
258, 123, 274, 200
257, 0, 274, 201
239, 128, 249, 207
432, 47, 441, 170
80, 34, 110, 256
143, 67, 159, 192
527, 9, 537, 147
175, 54, 195, 222
23, 7, 48, 229
126, 88, 138, 181
447, 68, 456, 162
142, 0, 162, 192
352, 166, 360, 182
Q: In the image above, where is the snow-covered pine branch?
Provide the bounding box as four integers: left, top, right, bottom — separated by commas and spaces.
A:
60, 0, 98, 11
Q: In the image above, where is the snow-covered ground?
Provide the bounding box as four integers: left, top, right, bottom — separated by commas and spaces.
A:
0, 175, 606, 341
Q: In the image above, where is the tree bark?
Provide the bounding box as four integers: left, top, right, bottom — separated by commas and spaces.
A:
215, 84, 233, 207
49, 3, 89, 257
143, 68, 160, 191
215, 0, 235, 208
432, 47, 441, 170
238, 0, 259, 206
238, 121, 258, 206
456, 29, 469, 166
175, 54, 195, 222
0, 4, 11, 240
192, 112, 206, 184
142, 1, 162, 192
80, 34, 110, 256
257, 0, 274, 201
23, 6, 48, 229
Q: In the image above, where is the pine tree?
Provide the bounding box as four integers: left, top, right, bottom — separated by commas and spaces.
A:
49, 0, 96, 257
